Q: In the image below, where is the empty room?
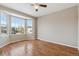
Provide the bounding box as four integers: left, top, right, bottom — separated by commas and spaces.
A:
0, 3, 79, 56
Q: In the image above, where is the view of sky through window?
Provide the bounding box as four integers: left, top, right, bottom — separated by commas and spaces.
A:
0, 13, 7, 25
0, 12, 32, 34
27, 19, 32, 26
11, 16, 25, 27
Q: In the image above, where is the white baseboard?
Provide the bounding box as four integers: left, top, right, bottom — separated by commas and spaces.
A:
39, 39, 78, 49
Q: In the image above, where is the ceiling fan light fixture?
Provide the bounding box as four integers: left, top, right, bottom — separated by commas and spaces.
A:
34, 4, 39, 9
33, 4, 39, 11
31, 3, 47, 12
35, 9, 38, 11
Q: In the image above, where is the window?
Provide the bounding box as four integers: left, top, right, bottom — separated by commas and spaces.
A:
11, 16, 25, 34
26, 19, 32, 34
0, 12, 33, 35
0, 13, 7, 34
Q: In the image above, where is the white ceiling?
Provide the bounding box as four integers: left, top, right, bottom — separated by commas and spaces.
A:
0, 3, 78, 17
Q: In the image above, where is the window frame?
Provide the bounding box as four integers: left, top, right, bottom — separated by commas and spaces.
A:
26, 19, 33, 34
0, 12, 8, 34
0, 12, 33, 35
10, 15, 26, 35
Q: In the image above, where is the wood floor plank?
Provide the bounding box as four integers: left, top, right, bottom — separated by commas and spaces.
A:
0, 40, 78, 56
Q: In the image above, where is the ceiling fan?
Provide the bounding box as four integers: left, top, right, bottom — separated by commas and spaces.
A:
31, 3, 47, 12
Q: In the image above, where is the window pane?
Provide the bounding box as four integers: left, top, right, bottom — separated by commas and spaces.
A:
0, 13, 7, 34
26, 19, 32, 34
11, 16, 25, 34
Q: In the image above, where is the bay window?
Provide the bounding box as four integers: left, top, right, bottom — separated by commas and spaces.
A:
0, 13, 8, 34
0, 12, 33, 35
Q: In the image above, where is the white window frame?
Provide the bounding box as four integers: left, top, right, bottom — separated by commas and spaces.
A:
10, 15, 26, 35
0, 12, 9, 34
0, 11, 33, 35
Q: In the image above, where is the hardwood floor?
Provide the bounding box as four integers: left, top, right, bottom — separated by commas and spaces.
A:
0, 40, 78, 56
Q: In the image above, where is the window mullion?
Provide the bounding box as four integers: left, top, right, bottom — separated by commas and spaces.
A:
7, 15, 11, 35
0, 13, 1, 34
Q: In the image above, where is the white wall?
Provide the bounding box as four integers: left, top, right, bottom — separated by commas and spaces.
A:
78, 6, 79, 50
0, 34, 9, 47
37, 6, 78, 48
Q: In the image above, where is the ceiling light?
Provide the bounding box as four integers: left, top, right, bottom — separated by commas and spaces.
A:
33, 3, 39, 11
31, 3, 47, 12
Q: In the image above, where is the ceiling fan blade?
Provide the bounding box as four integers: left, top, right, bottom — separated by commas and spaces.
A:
39, 4, 47, 7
